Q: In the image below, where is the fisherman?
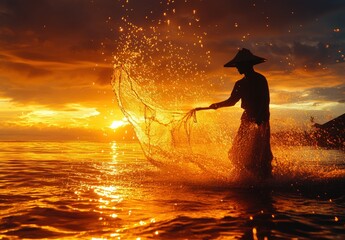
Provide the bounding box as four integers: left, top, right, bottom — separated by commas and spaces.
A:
209, 48, 273, 178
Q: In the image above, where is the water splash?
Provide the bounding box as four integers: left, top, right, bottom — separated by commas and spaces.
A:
111, 14, 236, 181
111, 3, 345, 183
112, 65, 233, 181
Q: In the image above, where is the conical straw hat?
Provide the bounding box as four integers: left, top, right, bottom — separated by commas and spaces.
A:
224, 48, 266, 67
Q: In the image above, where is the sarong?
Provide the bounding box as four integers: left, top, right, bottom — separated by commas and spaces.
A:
229, 116, 273, 178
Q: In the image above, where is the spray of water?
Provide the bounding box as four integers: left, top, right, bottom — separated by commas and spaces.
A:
111, 15, 238, 181
111, 3, 344, 183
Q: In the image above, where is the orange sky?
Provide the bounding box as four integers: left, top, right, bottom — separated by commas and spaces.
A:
0, 0, 344, 141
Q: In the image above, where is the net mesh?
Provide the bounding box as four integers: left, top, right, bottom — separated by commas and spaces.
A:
110, 2, 345, 183
111, 21, 234, 180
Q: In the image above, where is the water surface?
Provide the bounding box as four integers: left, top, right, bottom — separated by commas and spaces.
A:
0, 141, 344, 239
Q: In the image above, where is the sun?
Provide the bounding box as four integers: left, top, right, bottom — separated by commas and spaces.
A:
109, 119, 128, 129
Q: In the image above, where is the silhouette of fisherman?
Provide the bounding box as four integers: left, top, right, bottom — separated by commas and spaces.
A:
209, 48, 273, 179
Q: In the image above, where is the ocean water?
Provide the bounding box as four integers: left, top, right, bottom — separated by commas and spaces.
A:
0, 141, 344, 239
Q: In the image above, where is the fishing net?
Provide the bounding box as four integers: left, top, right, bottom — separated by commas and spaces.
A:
111, 21, 235, 180
110, 2, 345, 183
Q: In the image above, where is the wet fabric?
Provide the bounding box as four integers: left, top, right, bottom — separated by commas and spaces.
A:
229, 115, 273, 179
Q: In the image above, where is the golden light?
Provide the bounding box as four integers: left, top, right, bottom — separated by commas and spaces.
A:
109, 119, 128, 129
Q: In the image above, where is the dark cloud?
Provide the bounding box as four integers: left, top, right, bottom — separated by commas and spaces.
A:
293, 41, 344, 66
0, 0, 120, 62
0, 0, 344, 112
170, 0, 345, 37
0, 59, 52, 78
1, 0, 344, 69
271, 84, 345, 105
0, 0, 119, 36
308, 85, 345, 103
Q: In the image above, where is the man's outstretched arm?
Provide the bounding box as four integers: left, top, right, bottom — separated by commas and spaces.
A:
209, 82, 241, 109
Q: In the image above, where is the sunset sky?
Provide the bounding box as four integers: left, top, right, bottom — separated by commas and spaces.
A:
0, 0, 344, 141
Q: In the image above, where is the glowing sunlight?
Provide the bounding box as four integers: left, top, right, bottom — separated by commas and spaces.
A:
109, 119, 128, 129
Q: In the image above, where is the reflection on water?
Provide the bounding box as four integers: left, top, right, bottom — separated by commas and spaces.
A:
0, 141, 344, 239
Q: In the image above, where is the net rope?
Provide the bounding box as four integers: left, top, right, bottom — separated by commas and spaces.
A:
111, 20, 236, 180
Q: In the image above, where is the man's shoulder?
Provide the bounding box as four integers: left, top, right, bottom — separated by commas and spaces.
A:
254, 71, 266, 80
235, 77, 246, 84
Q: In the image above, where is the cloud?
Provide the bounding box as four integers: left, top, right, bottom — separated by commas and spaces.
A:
18, 103, 100, 127
0, 0, 344, 136
269, 84, 344, 123
0, 72, 112, 107
292, 41, 345, 67
0, 0, 120, 111
1, 59, 52, 78
2, 0, 344, 77
0, 0, 119, 67
307, 85, 345, 102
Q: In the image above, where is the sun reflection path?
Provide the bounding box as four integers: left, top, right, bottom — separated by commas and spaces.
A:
109, 141, 119, 175
71, 141, 165, 239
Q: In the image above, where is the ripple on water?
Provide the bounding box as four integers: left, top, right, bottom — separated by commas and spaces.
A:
0, 142, 344, 239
